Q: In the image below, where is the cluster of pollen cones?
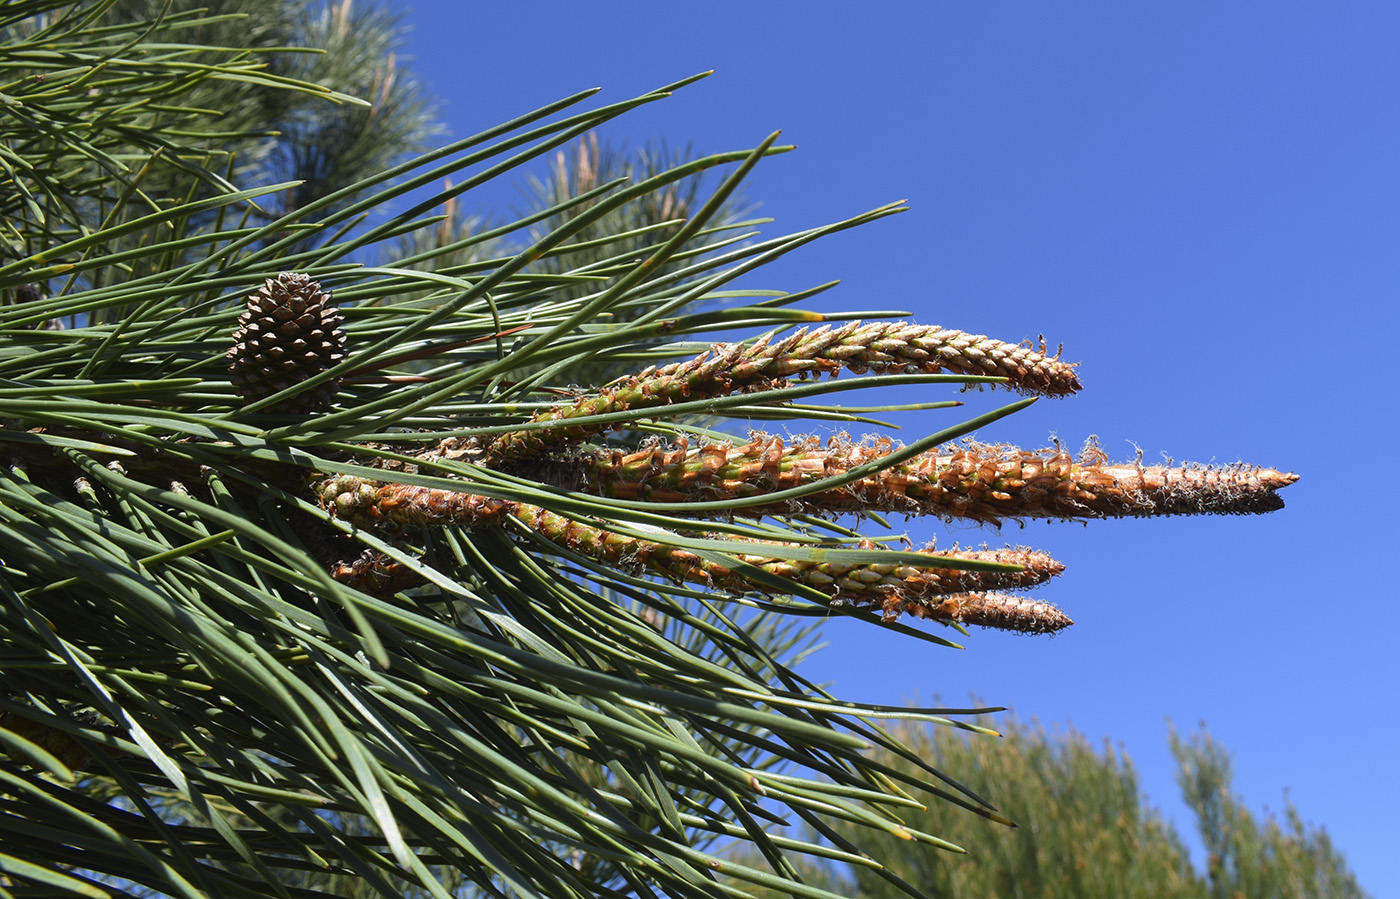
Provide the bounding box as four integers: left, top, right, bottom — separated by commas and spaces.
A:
271, 288, 1297, 635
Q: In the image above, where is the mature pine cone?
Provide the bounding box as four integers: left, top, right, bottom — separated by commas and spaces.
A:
228, 272, 346, 413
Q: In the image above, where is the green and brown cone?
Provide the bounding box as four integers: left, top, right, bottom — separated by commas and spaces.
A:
228, 272, 346, 413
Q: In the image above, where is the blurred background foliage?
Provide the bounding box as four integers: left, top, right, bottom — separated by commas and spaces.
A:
736, 717, 1368, 899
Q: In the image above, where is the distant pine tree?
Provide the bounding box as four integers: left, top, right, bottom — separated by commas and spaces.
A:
736, 717, 1368, 899
1171, 728, 1366, 899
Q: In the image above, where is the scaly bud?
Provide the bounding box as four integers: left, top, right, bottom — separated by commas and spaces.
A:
506, 504, 1063, 618
314, 473, 1065, 628
314, 474, 510, 528
485, 322, 1080, 465
330, 550, 421, 597
896, 592, 1074, 633
577, 436, 1299, 524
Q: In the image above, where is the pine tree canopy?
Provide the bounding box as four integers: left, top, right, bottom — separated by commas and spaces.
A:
0, 3, 1299, 897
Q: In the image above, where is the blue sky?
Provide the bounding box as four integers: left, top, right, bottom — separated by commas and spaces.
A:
396, 2, 1397, 892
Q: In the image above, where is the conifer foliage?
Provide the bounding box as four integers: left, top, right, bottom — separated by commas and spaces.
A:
0, 3, 1298, 897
